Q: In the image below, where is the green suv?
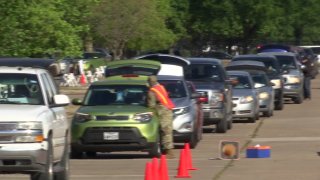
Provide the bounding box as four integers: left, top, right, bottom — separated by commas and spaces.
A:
71, 60, 162, 158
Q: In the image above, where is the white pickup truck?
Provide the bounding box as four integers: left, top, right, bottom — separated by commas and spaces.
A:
0, 58, 70, 180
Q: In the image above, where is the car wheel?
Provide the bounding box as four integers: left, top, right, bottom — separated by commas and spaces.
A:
70, 147, 83, 159
189, 129, 198, 149
263, 109, 273, 117
55, 135, 70, 180
216, 117, 227, 133
248, 116, 256, 123
293, 92, 303, 104
274, 97, 284, 110
148, 135, 161, 158
227, 118, 233, 130
86, 151, 97, 158
31, 135, 54, 180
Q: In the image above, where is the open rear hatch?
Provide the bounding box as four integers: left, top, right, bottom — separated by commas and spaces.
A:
105, 59, 161, 77
226, 60, 267, 72
134, 53, 190, 76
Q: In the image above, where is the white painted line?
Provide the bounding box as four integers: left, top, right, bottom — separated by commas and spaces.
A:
252, 137, 320, 142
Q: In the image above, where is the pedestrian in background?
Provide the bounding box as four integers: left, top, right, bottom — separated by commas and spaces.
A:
147, 75, 176, 158
301, 55, 313, 100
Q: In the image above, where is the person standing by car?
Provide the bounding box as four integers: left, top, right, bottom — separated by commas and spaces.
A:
147, 75, 176, 158
301, 56, 313, 100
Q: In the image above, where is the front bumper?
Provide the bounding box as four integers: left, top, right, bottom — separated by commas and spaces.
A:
283, 84, 302, 98
173, 113, 194, 143
232, 101, 256, 119
0, 143, 46, 173
71, 122, 159, 152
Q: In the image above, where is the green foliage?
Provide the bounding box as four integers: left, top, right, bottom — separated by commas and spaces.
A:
0, 0, 82, 58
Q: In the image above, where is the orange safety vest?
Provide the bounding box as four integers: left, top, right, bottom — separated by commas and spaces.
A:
150, 84, 175, 110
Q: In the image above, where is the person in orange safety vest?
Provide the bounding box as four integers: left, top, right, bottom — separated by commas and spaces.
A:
147, 75, 175, 159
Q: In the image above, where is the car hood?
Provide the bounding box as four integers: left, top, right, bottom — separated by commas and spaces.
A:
171, 98, 190, 108
190, 81, 225, 91
76, 105, 151, 115
0, 105, 47, 122
282, 69, 301, 76
233, 89, 256, 98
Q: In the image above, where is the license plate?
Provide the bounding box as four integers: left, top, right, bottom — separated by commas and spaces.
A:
103, 132, 119, 140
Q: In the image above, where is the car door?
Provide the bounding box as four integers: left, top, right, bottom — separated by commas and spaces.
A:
40, 73, 66, 160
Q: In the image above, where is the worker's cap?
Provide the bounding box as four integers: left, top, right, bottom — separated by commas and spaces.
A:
148, 75, 158, 83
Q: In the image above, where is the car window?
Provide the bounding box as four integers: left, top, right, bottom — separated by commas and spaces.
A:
251, 74, 268, 88
159, 80, 187, 98
185, 64, 223, 82
275, 56, 297, 69
84, 85, 147, 106
0, 73, 44, 105
229, 75, 252, 89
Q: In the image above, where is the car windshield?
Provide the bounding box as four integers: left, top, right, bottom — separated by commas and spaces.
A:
275, 56, 297, 69
251, 74, 268, 88
185, 64, 223, 82
158, 80, 187, 98
310, 47, 320, 54
84, 85, 147, 106
0, 74, 44, 105
230, 75, 252, 89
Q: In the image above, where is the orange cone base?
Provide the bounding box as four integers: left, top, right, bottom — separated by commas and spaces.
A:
189, 167, 198, 170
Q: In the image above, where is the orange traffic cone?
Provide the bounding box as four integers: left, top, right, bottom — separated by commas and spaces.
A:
159, 155, 169, 180
152, 157, 159, 180
175, 149, 191, 178
144, 162, 153, 180
79, 73, 87, 85
184, 143, 197, 170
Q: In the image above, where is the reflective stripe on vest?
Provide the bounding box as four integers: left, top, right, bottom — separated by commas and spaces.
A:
150, 84, 175, 110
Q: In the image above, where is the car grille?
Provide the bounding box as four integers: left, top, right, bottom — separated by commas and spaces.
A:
82, 127, 142, 144
95, 115, 129, 121
0, 123, 17, 131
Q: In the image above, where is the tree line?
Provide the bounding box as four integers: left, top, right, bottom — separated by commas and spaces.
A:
1, 0, 319, 59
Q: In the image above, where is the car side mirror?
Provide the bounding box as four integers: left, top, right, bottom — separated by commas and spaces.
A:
72, 98, 83, 105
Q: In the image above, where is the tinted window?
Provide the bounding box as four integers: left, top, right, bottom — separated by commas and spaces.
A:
84, 85, 147, 106
274, 56, 297, 69
159, 80, 187, 98
0, 74, 44, 105
185, 64, 223, 82
251, 74, 268, 88
229, 75, 252, 89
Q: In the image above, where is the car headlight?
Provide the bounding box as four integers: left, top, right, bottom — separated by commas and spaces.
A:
240, 96, 254, 104
15, 135, 44, 143
210, 92, 224, 106
73, 112, 95, 123
259, 92, 269, 100
133, 112, 153, 122
271, 79, 281, 89
285, 76, 301, 84
16, 122, 42, 130
173, 106, 191, 116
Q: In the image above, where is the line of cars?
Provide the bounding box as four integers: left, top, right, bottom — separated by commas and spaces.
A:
69, 46, 312, 158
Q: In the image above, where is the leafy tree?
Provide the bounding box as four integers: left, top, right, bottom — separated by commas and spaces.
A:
0, 0, 82, 57
88, 0, 176, 60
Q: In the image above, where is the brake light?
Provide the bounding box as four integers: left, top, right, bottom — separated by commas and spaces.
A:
199, 97, 208, 103
122, 74, 139, 77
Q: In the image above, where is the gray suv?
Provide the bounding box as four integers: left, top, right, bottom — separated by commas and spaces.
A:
185, 58, 233, 133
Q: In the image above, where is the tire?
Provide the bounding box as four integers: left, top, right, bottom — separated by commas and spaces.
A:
189, 129, 198, 149
86, 151, 97, 158
55, 135, 70, 180
293, 92, 303, 104
248, 116, 256, 123
31, 136, 54, 180
216, 117, 227, 133
263, 109, 273, 117
274, 97, 284, 110
227, 119, 233, 130
148, 135, 161, 158
70, 147, 83, 159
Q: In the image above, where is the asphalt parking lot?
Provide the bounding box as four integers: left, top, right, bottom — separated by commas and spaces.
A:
2, 76, 320, 180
